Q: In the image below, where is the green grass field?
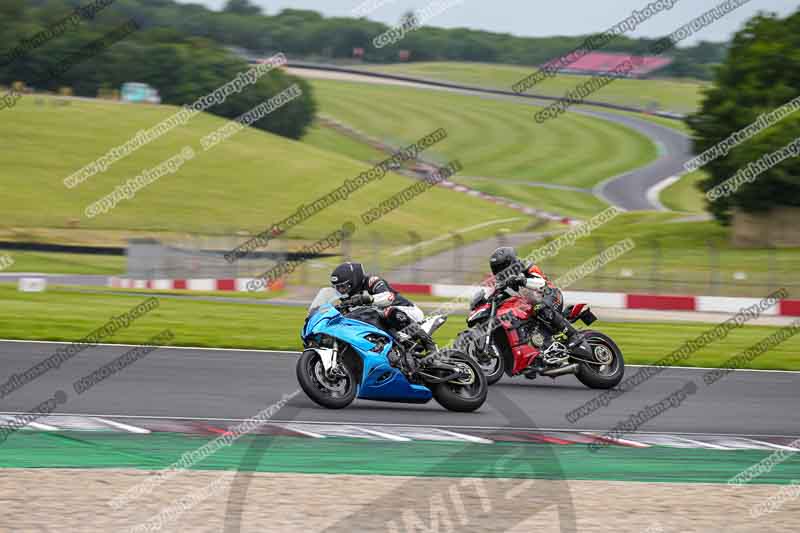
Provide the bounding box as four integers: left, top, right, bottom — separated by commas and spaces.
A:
0, 250, 124, 275
308, 79, 658, 189
0, 95, 528, 245
459, 179, 609, 218
519, 212, 800, 297
0, 286, 796, 369
660, 171, 708, 213
302, 121, 388, 163
361, 62, 709, 114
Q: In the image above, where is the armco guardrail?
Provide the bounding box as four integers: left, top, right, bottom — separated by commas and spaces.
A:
284, 61, 685, 121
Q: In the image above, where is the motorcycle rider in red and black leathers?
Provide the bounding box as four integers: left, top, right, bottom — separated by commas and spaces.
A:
488, 246, 593, 359
330, 262, 437, 354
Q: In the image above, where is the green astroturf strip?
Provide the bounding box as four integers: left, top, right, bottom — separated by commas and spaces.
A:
1, 432, 799, 485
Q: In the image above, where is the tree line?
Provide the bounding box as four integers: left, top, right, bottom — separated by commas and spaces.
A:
0, 0, 316, 139
689, 8, 800, 226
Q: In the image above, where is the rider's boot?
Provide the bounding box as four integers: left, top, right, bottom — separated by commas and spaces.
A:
550, 312, 592, 359
406, 321, 437, 355
389, 349, 418, 376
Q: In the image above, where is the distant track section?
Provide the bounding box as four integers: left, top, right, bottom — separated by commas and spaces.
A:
285, 62, 692, 211
285, 61, 685, 120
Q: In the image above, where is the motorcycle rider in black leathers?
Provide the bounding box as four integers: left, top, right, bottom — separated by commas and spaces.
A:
488, 246, 593, 359
330, 262, 437, 354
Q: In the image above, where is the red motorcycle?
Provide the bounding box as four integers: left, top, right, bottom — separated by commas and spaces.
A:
454, 281, 624, 387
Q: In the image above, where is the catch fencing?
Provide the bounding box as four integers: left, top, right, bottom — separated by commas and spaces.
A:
124, 231, 799, 299
125, 236, 287, 280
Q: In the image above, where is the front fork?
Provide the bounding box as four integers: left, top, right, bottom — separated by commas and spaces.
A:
323, 340, 344, 378
482, 299, 497, 357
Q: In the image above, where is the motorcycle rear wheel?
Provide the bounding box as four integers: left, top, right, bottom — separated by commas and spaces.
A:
430, 350, 488, 412
574, 332, 624, 389
296, 349, 357, 409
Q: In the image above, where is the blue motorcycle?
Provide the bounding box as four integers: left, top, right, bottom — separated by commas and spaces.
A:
298, 288, 487, 412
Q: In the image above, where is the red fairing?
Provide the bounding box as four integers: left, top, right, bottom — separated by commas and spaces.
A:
496, 296, 539, 374
512, 344, 539, 375
569, 303, 586, 320
497, 296, 533, 321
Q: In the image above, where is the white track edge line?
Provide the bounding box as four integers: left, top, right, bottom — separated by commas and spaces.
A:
677, 437, 733, 450
279, 424, 326, 439
581, 431, 650, 448
28, 421, 59, 431
358, 427, 412, 442
645, 174, 681, 212
95, 417, 151, 434
740, 437, 799, 452
2, 412, 797, 439
434, 428, 494, 444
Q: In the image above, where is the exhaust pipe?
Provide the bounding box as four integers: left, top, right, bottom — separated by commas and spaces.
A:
540, 363, 579, 377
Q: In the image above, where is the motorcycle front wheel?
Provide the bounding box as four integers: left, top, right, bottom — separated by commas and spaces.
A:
455, 330, 504, 385
296, 349, 357, 409
480, 346, 505, 386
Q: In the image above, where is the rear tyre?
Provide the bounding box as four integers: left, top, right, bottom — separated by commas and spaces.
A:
430, 350, 488, 412
296, 349, 357, 409
575, 332, 624, 389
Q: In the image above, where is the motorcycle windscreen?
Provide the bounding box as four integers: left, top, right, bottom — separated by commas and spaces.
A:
308, 287, 341, 316
304, 287, 343, 338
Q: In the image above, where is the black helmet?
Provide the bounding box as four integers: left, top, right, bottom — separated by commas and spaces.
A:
489, 246, 520, 276
330, 262, 365, 296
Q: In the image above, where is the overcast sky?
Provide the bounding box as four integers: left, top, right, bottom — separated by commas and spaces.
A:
180, 0, 797, 45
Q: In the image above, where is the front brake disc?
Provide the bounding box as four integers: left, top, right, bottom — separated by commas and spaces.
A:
314, 362, 346, 393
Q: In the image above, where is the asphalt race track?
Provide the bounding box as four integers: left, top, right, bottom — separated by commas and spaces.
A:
2, 341, 798, 438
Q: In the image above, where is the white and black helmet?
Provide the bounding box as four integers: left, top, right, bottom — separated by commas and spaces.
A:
330, 262, 365, 296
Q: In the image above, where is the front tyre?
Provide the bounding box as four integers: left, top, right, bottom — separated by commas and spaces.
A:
575, 331, 624, 389
430, 350, 487, 412
296, 349, 357, 409
455, 330, 504, 385
480, 345, 505, 386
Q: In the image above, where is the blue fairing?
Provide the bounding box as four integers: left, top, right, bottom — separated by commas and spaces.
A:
303, 303, 432, 403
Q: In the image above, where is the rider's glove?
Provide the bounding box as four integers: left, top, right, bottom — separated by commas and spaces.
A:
350, 293, 373, 306
510, 273, 527, 289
